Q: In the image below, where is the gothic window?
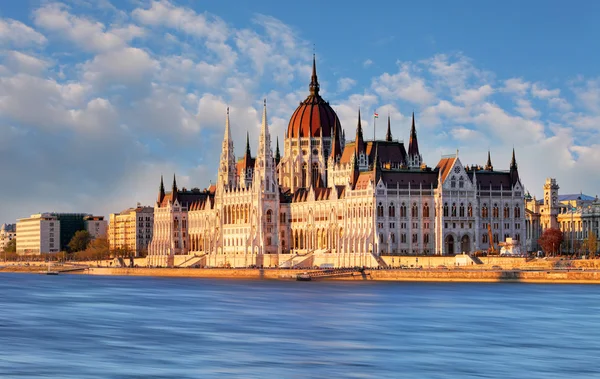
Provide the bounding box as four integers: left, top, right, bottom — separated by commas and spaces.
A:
312, 163, 319, 186
443, 203, 449, 217
482, 204, 488, 218
379, 233, 383, 243
301, 163, 307, 188
266, 210, 272, 223
493, 204, 499, 218
401, 233, 407, 243
468, 203, 473, 217
377, 203, 384, 218
412, 203, 418, 218
514, 205, 521, 218
493, 233, 499, 243
504, 204, 510, 218
451, 175, 456, 188
389, 203, 395, 218
391, 233, 396, 243
424, 233, 429, 245
412, 233, 418, 243
482, 234, 488, 243
459, 177, 464, 188
423, 203, 430, 218
400, 203, 407, 218
451, 203, 457, 217
459, 203, 465, 217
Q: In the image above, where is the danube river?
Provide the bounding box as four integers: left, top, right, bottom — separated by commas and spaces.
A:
1, 274, 599, 378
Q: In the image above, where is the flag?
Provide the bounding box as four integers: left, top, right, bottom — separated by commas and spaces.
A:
374, 112, 379, 118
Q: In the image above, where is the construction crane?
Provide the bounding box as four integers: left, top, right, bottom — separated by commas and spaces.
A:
487, 224, 498, 255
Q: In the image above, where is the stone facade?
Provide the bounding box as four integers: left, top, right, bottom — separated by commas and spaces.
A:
147, 57, 525, 267
0, 223, 16, 251
16, 213, 60, 254
108, 206, 154, 256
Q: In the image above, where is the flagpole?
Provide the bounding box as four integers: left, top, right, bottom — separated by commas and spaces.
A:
373, 113, 376, 141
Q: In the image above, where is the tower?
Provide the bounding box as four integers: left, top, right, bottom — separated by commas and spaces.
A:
217, 107, 237, 189
385, 114, 393, 142
542, 178, 559, 230
484, 150, 493, 171
157, 175, 165, 204
355, 108, 368, 170
407, 112, 422, 169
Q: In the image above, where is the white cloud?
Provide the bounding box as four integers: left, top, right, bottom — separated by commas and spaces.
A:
3, 51, 51, 75
337, 77, 356, 92
363, 59, 373, 67
454, 84, 493, 105
372, 62, 436, 105
82, 47, 158, 87
515, 98, 540, 119
531, 83, 560, 99
548, 97, 572, 112
572, 78, 600, 113
503, 78, 530, 95
0, 19, 47, 47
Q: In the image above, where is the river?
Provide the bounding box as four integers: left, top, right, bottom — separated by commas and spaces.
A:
1, 273, 599, 378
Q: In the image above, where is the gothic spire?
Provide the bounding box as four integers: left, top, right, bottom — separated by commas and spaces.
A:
158, 175, 165, 203
355, 108, 365, 155
510, 148, 520, 186
408, 112, 421, 168
245, 131, 251, 158
385, 114, 392, 142
510, 147, 517, 170
224, 106, 231, 140
330, 117, 341, 162
485, 150, 493, 171
171, 174, 178, 203
275, 136, 281, 163
309, 54, 320, 96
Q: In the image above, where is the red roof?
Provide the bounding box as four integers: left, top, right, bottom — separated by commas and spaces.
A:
435, 157, 456, 182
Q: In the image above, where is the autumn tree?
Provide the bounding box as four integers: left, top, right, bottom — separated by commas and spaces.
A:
68, 230, 91, 252
538, 228, 563, 256
582, 231, 598, 258
3, 239, 16, 253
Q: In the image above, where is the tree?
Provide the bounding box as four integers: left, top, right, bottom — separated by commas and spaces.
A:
582, 231, 598, 258
3, 239, 16, 253
76, 237, 110, 262
538, 228, 563, 256
68, 230, 91, 252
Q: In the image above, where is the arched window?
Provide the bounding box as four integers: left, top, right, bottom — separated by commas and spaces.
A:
312, 163, 319, 186
379, 233, 383, 243
389, 203, 395, 218
266, 209, 272, 223
482, 204, 488, 218
423, 203, 430, 218
493, 204, 499, 218
443, 203, 449, 217
301, 163, 307, 187
504, 204, 510, 218
424, 233, 430, 244
451, 203, 457, 217
514, 205, 521, 218
459, 203, 465, 217
391, 233, 396, 243
451, 175, 456, 188
400, 203, 407, 218
411, 203, 418, 218
459, 177, 464, 188
482, 234, 488, 243
468, 203, 473, 217
377, 203, 384, 218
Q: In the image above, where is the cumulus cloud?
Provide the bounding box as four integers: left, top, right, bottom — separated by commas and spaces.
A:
337, 77, 356, 92
0, 19, 47, 47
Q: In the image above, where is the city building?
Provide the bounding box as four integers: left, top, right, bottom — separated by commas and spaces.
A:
0, 223, 16, 251
525, 178, 600, 253
84, 216, 107, 239
16, 213, 60, 255
147, 57, 525, 267
108, 206, 154, 256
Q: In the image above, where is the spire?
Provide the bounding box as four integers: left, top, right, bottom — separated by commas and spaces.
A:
158, 175, 165, 203
374, 142, 382, 182
510, 147, 517, 170
275, 136, 281, 163
408, 112, 421, 168
261, 99, 269, 138
171, 174, 178, 203
330, 117, 341, 162
385, 114, 392, 142
245, 131, 251, 157
309, 54, 320, 96
485, 150, 493, 171
355, 108, 365, 155
224, 106, 231, 140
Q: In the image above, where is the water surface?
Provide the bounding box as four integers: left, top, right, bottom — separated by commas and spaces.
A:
1, 274, 599, 378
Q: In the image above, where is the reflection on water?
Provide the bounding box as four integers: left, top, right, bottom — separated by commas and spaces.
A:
1, 274, 600, 378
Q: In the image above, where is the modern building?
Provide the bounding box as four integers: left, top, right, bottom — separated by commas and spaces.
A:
52, 213, 89, 251
108, 206, 154, 256
147, 57, 525, 267
16, 213, 60, 255
84, 216, 107, 239
0, 223, 16, 251
525, 178, 600, 253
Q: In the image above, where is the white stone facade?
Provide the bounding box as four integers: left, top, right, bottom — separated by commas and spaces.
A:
0, 223, 16, 251
108, 206, 154, 256
16, 213, 60, 255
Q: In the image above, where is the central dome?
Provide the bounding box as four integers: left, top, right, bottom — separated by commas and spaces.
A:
287, 57, 341, 139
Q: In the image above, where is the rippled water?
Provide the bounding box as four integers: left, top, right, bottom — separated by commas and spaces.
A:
1, 274, 600, 378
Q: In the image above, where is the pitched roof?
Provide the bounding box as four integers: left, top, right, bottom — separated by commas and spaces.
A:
559, 194, 596, 201
435, 157, 456, 182
340, 140, 407, 166
380, 170, 438, 189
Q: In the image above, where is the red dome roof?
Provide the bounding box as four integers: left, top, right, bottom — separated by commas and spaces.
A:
286, 57, 342, 139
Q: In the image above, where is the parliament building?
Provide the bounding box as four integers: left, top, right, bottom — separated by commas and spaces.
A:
147, 58, 525, 267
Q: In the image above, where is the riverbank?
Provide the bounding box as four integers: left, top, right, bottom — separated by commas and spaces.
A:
3, 265, 600, 284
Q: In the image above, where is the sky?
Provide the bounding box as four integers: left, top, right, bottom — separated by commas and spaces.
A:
1, 0, 600, 223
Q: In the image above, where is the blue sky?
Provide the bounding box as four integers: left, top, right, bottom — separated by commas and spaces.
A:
0, 0, 599, 223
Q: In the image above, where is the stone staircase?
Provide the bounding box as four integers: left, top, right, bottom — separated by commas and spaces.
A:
372, 253, 389, 269
176, 254, 206, 268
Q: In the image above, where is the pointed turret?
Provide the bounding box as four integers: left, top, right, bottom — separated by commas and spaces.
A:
171, 174, 178, 203
245, 131, 251, 158
218, 107, 236, 188
275, 137, 281, 165
510, 148, 517, 170
385, 114, 393, 142
309, 54, 320, 96
484, 150, 493, 171
510, 148, 520, 187
355, 108, 366, 155
254, 99, 275, 193
330, 117, 341, 162
158, 175, 165, 204
373, 142, 382, 183
408, 112, 421, 168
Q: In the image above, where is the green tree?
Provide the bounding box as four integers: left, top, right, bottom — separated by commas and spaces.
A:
538, 228, 563, 256
582, 231, 598, 258
68, 230, 91, 252
3, 239, 16, 253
